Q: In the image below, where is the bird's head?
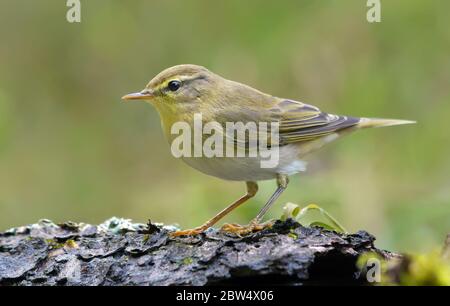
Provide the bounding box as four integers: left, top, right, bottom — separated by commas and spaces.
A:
122, 64, 220, 115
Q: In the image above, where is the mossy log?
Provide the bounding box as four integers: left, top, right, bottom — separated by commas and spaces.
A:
0, 218, 397, 286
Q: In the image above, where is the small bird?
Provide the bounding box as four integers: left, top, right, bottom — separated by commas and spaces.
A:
122, 64, 415, 237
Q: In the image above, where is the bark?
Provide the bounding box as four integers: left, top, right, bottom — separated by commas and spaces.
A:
0, 218, 397, 286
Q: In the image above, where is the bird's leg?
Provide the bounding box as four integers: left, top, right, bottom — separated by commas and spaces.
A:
221, 174, 289, 236
170, 182, 258, 237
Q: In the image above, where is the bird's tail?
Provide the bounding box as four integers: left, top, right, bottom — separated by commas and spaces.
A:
357, 117, 416, 129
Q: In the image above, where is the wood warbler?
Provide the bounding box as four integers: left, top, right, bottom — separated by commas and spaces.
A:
122, 64, 415, 237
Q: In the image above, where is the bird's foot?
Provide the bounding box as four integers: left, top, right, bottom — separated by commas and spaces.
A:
169, 226, 206, 237
220, 219, 274, 236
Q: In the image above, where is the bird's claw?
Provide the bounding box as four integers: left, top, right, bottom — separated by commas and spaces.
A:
220, 220, 273, 236
169, 227, 205, 237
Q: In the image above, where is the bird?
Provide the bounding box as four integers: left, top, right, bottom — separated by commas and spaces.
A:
122, 64, 415, 237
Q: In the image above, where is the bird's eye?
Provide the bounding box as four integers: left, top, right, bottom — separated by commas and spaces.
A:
167, 80, 181, 92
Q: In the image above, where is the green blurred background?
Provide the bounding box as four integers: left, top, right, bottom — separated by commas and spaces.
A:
0, 0, 449, 252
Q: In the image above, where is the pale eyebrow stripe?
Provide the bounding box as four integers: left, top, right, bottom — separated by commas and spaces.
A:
156, 73, 207, 92
158, 74, 207, 92
182, 74, 207, 83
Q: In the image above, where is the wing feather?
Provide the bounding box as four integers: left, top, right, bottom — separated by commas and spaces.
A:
210, 99, 360, 148
273, 100, 360, 144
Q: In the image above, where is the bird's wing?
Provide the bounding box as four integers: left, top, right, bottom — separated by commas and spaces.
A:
211, 99, 359, 148
269, 100, 360, 145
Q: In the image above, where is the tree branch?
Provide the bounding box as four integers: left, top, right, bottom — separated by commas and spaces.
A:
0, 218, 397, 286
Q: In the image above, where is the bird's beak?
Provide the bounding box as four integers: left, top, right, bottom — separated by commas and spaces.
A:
121, 90, 154, 101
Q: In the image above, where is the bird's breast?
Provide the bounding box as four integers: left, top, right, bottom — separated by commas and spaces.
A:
180, 144, 307, 181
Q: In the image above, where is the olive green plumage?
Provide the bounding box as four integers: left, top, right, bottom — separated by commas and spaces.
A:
124, 64, 414, 158
122, 64, 415, 237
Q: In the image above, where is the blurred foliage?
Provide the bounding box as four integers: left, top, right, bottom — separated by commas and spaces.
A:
0, 0, 449, 253
358, 248, 450, 285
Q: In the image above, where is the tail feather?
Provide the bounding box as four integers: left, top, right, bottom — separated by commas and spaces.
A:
357, 117, 416, 129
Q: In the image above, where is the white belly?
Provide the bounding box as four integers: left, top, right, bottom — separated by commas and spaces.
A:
181, 144, 306, 181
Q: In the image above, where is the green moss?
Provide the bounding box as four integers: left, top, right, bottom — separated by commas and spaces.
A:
45, 239, 64, 249
288, 229, 297, 239
357, 250, 450, 286
142, 234, 150, 243
64, 239, 78, 249
182, 257, 193, 265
